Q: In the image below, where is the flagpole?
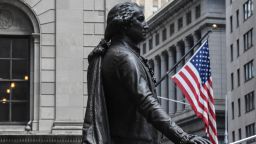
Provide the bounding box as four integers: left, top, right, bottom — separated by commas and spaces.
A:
224, 94, 229, 144
155, 30, 212, 87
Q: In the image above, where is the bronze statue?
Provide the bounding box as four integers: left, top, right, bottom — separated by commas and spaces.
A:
82, 2, 211, 144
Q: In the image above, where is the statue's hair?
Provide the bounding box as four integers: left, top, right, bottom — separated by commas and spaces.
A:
104, 2, 140, 41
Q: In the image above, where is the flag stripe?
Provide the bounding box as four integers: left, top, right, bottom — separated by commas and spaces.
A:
171, 40, 218, 144
172, 76, 209, 125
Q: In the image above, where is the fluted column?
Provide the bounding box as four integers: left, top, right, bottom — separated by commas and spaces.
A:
168, 48, 176, 114
185, 38, 192, 61
153, 57, 161, 97
176, 44, 184, 112
160, 52, 168, 112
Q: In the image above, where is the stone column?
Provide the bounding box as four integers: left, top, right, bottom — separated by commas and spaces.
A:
168, 48, 176, 114
184, 38, 192, 61
32, 33, 40, 131
176, 44, 184, 112
160, 52, 168, 113
153, 57, 160, 96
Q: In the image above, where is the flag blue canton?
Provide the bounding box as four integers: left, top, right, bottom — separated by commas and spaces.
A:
190, 41, 211, 84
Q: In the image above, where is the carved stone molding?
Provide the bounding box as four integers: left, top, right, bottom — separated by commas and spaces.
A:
0, 9, 13, 29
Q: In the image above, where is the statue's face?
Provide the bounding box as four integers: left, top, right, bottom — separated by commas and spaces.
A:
126, 6, 149, 44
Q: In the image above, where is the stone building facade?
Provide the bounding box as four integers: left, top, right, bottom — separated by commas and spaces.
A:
0, 0, 127, 143
139, 0, 226, 143
132, 0, 170, 18
226, 0, 256, 143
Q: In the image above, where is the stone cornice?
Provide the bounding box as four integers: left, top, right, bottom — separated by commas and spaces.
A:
147, 0, 193, 32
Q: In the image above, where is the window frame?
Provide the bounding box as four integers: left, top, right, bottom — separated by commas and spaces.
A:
245, 91, 255, 113
186, 11, 192, 25
0, 35, 31, 124
155, 33, 159, 46
195, 5, 201, 19
178, 17, 183, 30
243, 29, 253, 52
244, 60, 254, 82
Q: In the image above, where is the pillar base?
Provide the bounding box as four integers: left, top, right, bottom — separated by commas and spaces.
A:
52, 121, 83, 134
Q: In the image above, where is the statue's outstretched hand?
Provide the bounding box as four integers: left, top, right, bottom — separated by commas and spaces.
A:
185, 134, 211, 144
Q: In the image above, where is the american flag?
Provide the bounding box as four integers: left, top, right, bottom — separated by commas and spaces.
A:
172, 40, 218, 144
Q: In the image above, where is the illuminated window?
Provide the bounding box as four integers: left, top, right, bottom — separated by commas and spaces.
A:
0, 37, 30, 123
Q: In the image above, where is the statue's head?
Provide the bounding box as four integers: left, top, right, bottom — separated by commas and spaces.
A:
105, 2, 148, 44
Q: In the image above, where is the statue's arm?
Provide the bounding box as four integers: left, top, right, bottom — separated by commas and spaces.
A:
117, 54, 193, 144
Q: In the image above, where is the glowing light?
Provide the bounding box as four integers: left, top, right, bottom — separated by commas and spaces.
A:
212, 24, 217, 28
2, 98, 7, 104
24, 76, 29, 80
11, 82, 15, 88
6, 89, 10, 94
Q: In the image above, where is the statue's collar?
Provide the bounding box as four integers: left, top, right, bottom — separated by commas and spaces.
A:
112, 38, 140, 55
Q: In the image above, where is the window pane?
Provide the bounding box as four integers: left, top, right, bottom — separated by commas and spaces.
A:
12, 60, 29, 79
0, 102, 9, 122
0, 38, 11, 58
0, 82, 10, 97
11, 102, 29, 122
0, 60, 10, 79
12, 82, 29, 100
12, 39, 29, 58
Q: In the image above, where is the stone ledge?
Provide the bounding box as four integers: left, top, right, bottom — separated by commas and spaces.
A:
0, 135, 82, 144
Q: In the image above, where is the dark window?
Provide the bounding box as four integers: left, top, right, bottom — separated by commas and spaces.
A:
245, 91, 255, 112
244, 60, 254, 81
178, 17, 183, 30
162, 28, 167, 41
230, 0, 232, 4
142, 43, 146, 54
170, 23, 174, 36
230, 16, 233, 32
238, 98, 241, 116
155, 33, 159, 46
232, 131, 235, 142
232, 101, 234, 119
149, 38, 153, 50
231, 73, 234, 90
236, 10, 239, 27
243, 0, 253, 20
237, 69, 240, 86
230, 44, 233, 61
244, 29, 253, 51
239, 128, 242, 140
245, 123, 255, 143
186, 11, 192, 25
0, 37, 30, 123
195, 5, 201, 19
237, 39, 240, 57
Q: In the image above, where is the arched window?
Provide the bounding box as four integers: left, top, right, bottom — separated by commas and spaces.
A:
0, 2, 38, 124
